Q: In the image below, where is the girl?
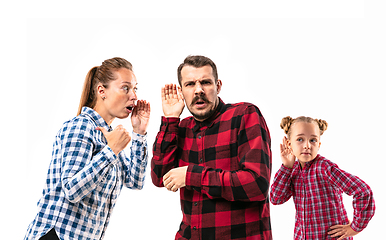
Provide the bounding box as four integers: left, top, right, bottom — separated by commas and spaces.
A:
24, 57, 151, 239
270, 116, 375, 240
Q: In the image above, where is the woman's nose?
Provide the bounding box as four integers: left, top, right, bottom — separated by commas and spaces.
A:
131, 91, 138, 100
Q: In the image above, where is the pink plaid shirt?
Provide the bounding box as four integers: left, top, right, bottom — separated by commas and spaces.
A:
270, 154, 375, 240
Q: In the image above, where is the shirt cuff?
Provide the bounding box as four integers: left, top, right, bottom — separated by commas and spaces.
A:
132, 131, 147, 142
280, 164, 293, 173
161, 116, 180, 132
185, 164, 204, 191
101, 145, 118, 165
350, 222, 363, 233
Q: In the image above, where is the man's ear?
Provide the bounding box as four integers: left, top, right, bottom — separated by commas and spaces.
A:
216, 79, 222, 94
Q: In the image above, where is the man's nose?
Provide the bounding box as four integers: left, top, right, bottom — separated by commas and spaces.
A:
194, 82, 204, 94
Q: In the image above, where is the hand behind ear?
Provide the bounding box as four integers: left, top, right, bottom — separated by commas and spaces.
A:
280, 136, 296, 168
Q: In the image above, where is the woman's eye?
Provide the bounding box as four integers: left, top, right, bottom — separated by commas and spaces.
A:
134, 88, 138, 93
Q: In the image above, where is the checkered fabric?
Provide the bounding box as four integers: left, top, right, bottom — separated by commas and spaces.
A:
152, 98, 272, 239
270, 154, 375, 240
24, 107, 148, 240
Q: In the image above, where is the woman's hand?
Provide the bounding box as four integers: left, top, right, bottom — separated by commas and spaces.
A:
328, 222, 359, 240
280, 136, 296, 168
96, 125, 131, 155
131, 100, 151, 135
161, 84, 185, 118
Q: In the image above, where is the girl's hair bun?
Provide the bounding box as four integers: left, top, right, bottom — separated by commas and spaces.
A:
280, 116, 294, 135
316, 119, 328, 135
281, 116, 328, 137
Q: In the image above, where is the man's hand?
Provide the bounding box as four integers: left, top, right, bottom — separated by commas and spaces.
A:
163, 166, 188, 192
162, 84, 185, 118
131, 100, 151, 135
328, 222, 359, 240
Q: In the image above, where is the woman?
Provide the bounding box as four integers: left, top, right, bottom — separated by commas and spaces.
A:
24, 57, 151, 240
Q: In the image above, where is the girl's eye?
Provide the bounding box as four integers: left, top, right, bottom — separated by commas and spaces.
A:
310, 139, 317, 143
297, 138, 303, 142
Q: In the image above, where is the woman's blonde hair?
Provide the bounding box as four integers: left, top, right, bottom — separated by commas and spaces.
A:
280, 116, 328, 137
77, 57, 133, 115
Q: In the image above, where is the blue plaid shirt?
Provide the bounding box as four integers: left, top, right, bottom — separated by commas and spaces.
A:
24, 107, 148, 240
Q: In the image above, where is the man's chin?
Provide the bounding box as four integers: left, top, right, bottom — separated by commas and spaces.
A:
190, 108, 216, 122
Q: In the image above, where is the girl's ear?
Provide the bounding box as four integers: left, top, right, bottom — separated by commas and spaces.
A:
286, 137, 292, 149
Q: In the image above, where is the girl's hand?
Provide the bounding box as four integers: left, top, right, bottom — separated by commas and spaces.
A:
328, 222, 359, 240
280, 136, 296, 168
131, 100, 151, 135
96, 125, 131, 155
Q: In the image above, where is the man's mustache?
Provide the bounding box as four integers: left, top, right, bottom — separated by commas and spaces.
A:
190, 95, 209, 106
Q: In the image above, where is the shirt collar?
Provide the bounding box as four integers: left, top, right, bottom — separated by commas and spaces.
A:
296, 154, 322, 170
193, 97, 225, 132
81, 107, 112, 132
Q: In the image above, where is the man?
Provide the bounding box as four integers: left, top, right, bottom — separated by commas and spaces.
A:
151, 55, 272, 239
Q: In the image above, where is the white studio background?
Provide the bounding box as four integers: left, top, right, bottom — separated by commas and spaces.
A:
1, 4, 385, 239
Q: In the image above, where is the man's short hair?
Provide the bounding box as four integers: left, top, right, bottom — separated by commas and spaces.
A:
177, 55, 218, 86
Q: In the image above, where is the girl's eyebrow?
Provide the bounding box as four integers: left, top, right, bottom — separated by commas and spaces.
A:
296, 133, 318, 137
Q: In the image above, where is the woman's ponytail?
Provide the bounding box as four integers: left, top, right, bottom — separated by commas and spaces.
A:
77, 66, 98, 116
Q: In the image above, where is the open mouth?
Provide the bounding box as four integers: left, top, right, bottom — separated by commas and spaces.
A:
195, 100, 206, 105
126, 106, 134, 111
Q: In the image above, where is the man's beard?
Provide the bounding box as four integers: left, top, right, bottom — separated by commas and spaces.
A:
188, 95, 217, 121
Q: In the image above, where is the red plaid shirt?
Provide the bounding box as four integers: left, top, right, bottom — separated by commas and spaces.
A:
151, 98, 272, 240
270, 154, 375, 240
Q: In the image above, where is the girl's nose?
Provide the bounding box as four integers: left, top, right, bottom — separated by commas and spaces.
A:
304, 141, 310, 149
